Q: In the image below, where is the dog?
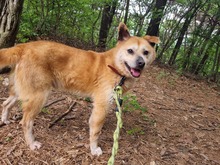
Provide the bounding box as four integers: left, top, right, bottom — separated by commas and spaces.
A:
0, 23, 159, 156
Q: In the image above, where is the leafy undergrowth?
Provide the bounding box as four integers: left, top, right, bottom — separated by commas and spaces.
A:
0, 65, 219, 165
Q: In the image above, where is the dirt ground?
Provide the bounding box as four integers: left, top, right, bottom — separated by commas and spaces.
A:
0, 64, 219, 165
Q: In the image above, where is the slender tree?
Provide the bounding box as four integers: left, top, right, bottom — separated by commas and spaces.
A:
124, 0, 130, 24
191, 7, 220, 73
168, 1, 206, 65
194, 28, 220, 75
182, 3, 211, 70
213, 45, 220, 82
157, 5, 188, 60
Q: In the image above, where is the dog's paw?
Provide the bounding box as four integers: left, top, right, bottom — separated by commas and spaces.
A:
91, 147, 103, 156
1, 118, 10, 125
29, 141, 42, 150
1, 113, 10, 125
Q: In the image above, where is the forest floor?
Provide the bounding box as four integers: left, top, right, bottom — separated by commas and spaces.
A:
0, 64, 220, 165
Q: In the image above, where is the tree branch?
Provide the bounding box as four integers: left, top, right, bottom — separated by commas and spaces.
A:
44, 98, 65, 108
48, 101, 76, 128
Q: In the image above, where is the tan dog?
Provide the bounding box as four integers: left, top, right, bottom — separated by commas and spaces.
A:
0, 23, 159, 156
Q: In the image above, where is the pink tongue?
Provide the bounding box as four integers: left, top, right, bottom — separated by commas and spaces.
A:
131, 68, 141, 77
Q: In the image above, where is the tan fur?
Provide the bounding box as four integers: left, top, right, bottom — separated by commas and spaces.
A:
143, 35, 161, 44
0, 23, 159, 155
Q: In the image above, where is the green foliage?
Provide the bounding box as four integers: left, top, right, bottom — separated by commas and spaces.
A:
126, 127, 145, 135
175, 0, 187, 4
5, 136, 13, 142
123, 94, 147, 113
18, 0, 104, 44
41, 108, 50, 114
157, 0, 220, 81
84, 97, 92, 103
142, 114, 157, 126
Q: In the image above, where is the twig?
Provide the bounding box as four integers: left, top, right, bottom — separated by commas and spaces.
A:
11, 98, 66, 121
0, 97, 7, 101
49, 101, 76, 128
44, 98, 66, 108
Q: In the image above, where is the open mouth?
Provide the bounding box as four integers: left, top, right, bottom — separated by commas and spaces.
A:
124, 62, 141, 78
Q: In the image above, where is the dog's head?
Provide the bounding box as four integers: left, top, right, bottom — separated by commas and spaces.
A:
115, 23, 160, 78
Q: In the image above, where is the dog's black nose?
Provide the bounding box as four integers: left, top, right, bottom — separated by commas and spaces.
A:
136, 56, 145, 69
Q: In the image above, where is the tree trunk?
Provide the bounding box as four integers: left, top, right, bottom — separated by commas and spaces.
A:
213, 47, 220, 82
146, 0, 167, 40
124, 0, 130, 24
0, 0, 24, 49
98, 0, 117, 50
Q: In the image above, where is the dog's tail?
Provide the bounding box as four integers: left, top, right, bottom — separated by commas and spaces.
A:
0, 46, 22, 69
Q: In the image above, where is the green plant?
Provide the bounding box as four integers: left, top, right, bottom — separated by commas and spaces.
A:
41, 107, 50, 114
142, 114, 149, 121
5, 136, 13, 142
168, 78, 176, 86
126, 127, 145, 135
142, 114, 157, 126
84, 97, 92, 103
123, 94, 147, 113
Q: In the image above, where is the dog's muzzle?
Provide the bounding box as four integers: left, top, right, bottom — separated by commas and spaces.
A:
125, 56, 145, 78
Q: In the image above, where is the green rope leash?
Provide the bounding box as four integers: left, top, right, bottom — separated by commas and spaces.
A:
108, 85, 123, 165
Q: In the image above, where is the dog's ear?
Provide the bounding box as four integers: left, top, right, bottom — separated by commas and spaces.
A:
143, 35, 160, 47
118, 22, 130, 42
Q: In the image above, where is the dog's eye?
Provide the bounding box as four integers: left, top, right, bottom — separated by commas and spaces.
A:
143, 50, 149, 55
127, 49, 134, 54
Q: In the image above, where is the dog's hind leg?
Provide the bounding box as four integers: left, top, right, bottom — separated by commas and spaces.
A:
89, 98, 108, 156
1, 95, 17, 124
1, 77, 17, 124
19, 92, 48, 150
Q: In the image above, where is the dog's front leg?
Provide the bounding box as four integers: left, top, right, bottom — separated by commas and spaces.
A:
89, 99, 108, 156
